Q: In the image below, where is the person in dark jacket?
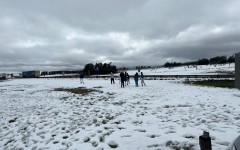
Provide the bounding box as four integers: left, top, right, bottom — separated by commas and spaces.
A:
120, 71, 125, 88
124, 71, 128, 86
80, 73, 84, 84
126, 73, 130, 85
134, 72, 139, 87
110, 72, 115, 84
140, 72, 146, 86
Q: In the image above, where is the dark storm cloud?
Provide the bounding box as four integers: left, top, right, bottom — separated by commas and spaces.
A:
0, 0, 240, 72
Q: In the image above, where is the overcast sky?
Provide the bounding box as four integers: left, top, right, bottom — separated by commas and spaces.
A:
0, 0, 240, 72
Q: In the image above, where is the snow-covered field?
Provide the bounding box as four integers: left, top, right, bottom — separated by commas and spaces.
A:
0, 77, 240, 150
127, 63, 234, 75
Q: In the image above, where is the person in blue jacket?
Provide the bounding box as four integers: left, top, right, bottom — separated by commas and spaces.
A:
134, 72, 139, 87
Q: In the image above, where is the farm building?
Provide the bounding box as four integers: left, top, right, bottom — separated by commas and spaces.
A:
0, 73, 7, 79
22, 71, 41, 78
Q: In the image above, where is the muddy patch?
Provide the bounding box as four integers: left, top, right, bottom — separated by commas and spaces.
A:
54, 87, 101, 95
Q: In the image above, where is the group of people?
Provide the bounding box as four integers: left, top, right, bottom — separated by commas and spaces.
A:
134, 72, 146, 87
110, 71, 146, 88
119, 71, 130, 88
80, 71, 146, 87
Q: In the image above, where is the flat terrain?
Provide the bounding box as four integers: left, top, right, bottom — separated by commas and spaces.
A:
0, 78, 240, 150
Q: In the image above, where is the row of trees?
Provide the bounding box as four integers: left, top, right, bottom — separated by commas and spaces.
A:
136, 66, 152, 69
163, 55, 235, 68
40, 63, 117, 76
83, 62, 117, 75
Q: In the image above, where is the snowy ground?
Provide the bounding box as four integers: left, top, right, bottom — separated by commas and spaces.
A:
127, 63, 234, 76
0, 78, 240, 150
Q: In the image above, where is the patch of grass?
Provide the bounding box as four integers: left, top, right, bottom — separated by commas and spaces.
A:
93, 86, 102, 88
55, 87, 100, 95
187, 80, 235, 89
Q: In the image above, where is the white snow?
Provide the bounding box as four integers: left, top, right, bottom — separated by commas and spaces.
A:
127, 63, 234, 75
0, 64, 239, 150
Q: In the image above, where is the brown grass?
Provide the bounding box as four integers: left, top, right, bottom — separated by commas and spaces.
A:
186, 80, 235, 89
54, 87, 100, 95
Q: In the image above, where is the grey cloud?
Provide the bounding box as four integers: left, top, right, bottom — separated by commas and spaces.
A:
0, 0, 240, 72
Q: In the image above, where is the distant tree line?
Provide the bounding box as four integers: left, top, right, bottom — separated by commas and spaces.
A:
118, 67, 129, 71
163, 55, 235, 68
163, 62, 182, 68
40, 63, 117, 76
136, 66, 152, 69
83, 62, 117, 75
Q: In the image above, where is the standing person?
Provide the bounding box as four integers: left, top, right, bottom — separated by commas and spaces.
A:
120, 71, 125, 88
119, 72, 121, 84
110, 72, 115, 84
124, 71, 128, 86
134, 72, 139, 87
140, 72, 146, 86
80, 73, 84, 84
126, 73, 130, 85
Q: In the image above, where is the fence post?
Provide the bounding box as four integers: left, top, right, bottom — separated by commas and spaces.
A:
199, 131, 212, 150
236, 52, 240, 89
